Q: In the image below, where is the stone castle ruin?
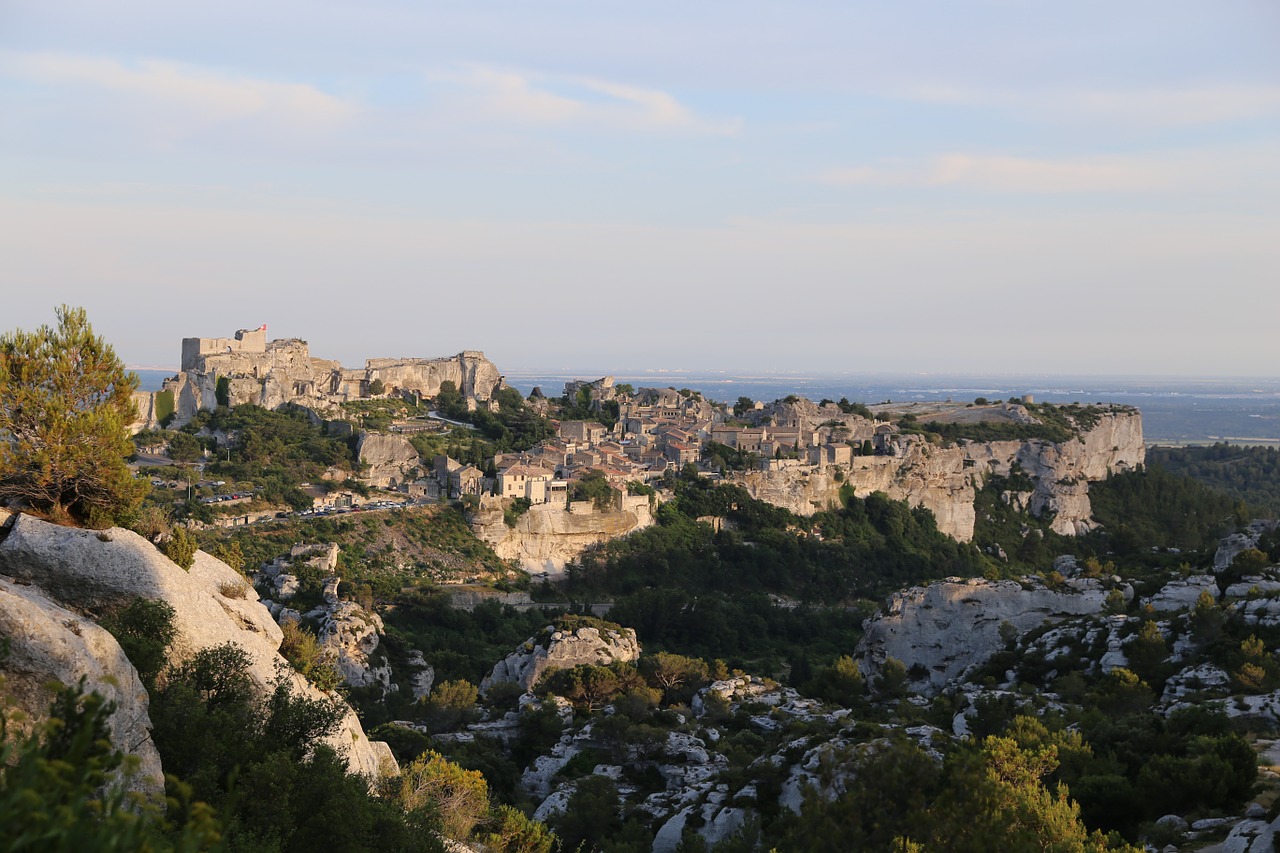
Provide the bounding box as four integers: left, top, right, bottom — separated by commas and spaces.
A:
136, 326, 504, 428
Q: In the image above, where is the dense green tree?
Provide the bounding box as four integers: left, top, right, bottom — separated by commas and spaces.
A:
1148, 443, 1280, 515
804, 655, 866, 708
0, 681, 222, 851
548, 775, 623, 851
166, 430, 205, 463
100, 598, 177, 690
395, 751, 489, 840
639, 652, 710, 705
148, 642, 439, 851
0, 306, 147, 526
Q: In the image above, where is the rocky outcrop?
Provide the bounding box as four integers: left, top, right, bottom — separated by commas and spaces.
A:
315, 594, 392, 692
728, 410, 1144, 541
1216, 520, 1279, 572
857, 576, 1124, 694
0, 513, 394, 780
1142, 575, 1219, 612
471, 497, 655, 576
405, 649, 435, 700
480, 622, 641, 695
0, 576, 164, 794
356, 432, 422, 488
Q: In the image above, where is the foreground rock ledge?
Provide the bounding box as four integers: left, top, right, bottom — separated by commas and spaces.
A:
0, 511, 396, 781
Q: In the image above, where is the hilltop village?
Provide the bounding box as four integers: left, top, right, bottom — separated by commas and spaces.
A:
131, 327, 1144, 573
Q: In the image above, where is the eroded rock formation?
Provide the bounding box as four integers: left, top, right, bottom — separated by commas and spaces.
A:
356, 432, 422, 489
0, 574, 164, 794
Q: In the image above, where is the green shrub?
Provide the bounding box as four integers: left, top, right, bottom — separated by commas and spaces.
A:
155, 389, 175, 425
100, 598, 176, 690
504, 497, 532, 528
0, 680, 222, 850
279, 621, 344, 693
163, 527, 197, 569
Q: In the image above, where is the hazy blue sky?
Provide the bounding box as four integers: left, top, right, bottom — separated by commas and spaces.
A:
2, 2, 1277, 375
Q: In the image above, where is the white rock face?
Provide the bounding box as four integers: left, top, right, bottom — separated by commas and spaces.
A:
857, 576, 1120, 693
1220, 815, 1279, 853
406, 649, 435, 700
0, 513, 394, 780
1216, 521, 1279, 572
356, 432, 422, 488
728, 411, 1144, 541
1226, 577, 1280, 599
1240, 596, 1280, 628
1161, 663, 1231, 704
0, 576, 164, 794
481, 624, 641, 694
471, 497, 655, 576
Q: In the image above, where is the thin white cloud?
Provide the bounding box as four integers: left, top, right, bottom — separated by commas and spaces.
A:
0, 51, 356, 128
428, 65, 741, 135
903, 83, 1280, 128
825, 142, 1280, 195
824, 153, 1168, 193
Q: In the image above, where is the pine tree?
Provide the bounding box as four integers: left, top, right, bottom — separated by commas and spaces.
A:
0, 306, 147, 525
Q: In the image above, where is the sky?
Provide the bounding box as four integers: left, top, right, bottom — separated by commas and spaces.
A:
2, 1, 1278, 376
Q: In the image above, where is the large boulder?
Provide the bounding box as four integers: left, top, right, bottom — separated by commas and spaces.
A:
0, 513, 395, 780
481, 621, 641, 694
0, 576, 164, 795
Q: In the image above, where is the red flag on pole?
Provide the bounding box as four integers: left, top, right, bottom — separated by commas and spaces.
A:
258, 324, 267, 332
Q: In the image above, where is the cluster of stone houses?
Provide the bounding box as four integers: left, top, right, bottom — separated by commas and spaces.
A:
394, 376, 906, 504
403, 380, 903, 507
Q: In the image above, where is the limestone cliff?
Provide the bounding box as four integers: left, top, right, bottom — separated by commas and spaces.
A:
857, 575, 1126, 694
471, 496, 655, 576
0, 513, 396, 780
366, 352, 503, 403
727, 410, 1144, 541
